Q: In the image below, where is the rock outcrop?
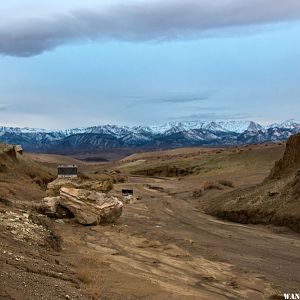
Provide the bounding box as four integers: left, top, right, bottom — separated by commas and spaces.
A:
41, 187, 123, 225
1, 144, 23, 158
269, 132, 300, 179
0, 143, 54, 203
14, 145, 23, 155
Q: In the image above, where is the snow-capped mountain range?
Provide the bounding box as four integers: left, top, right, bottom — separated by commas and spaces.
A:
0, 120, 299, 153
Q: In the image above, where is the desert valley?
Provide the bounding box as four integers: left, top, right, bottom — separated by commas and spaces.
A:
1, 131, 300, 299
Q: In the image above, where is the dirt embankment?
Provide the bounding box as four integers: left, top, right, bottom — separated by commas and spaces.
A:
0, 143, 55, 205
0, 144, 88, 299
269, 132, 300, 179
0, 206, 87, 300
203, 133, 300, 232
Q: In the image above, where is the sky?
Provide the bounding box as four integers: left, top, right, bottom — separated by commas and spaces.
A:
0, 0, 300, 129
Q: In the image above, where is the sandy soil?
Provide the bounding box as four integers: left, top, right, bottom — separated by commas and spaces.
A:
25, 153, 84, 166
50, 175, 300, 299
0, 207, 87, 300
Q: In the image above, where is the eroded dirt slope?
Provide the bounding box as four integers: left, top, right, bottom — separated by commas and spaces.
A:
0, 144, 87, 299
0, 144, 54, 205
201, 133, 300, 232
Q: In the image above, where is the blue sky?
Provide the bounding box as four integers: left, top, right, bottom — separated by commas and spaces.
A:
0, 0, 300, 129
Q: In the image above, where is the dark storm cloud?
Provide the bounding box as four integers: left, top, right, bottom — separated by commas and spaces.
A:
1, 0, 300, 57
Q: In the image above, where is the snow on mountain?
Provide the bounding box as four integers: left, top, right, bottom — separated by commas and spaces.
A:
0, 120, 284, 137
148, 120, 266, 134
269, 119, 300, 130
0, 120, 299, 152
0, 126, 47, 135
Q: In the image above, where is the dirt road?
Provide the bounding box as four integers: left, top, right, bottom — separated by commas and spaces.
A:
58, 176, 300, 299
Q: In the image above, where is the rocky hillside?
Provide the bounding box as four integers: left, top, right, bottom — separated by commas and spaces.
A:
269, 132, 300, 179
0, 143, 54, 204
0, 142, 123, 299
0, 144, 90, 299
203, 132, 300, 232
0, 119, 300, 153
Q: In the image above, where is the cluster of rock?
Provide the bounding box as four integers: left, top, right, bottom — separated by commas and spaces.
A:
40, 178, 123, 226
0, 144, 23, 158
123, 194, 138, 204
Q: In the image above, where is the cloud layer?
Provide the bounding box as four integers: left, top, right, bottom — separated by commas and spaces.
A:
1, 0, 300, 56
171, 112, 251, 121
127, 91, 215, 104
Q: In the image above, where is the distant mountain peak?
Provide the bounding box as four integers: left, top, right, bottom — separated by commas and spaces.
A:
0, 119, 299, 152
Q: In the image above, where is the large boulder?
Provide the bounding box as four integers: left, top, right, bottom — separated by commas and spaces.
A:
40, 196, 60, 215
47, 178, 113, 197
60, 187, 123, 225
39, 196, 73, 219
41, 187, 123, 225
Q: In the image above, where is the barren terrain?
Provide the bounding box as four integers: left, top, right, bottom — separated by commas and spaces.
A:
1, 142, 300, 299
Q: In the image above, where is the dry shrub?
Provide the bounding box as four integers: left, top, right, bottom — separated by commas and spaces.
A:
32, 176, 53, 190
100, 180, 114, 192
78, 172, 91, 180
89, 179, 114, 192
192, 189, 203, 198
0, 162, 7, 173
77, 255, 108, 299
201, 181, 223, 191
112, 173, 128, 183
45, 232, 63, 252
0, 197, 12, 206
132, 165, 191, 177
218, 179, 234, 188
